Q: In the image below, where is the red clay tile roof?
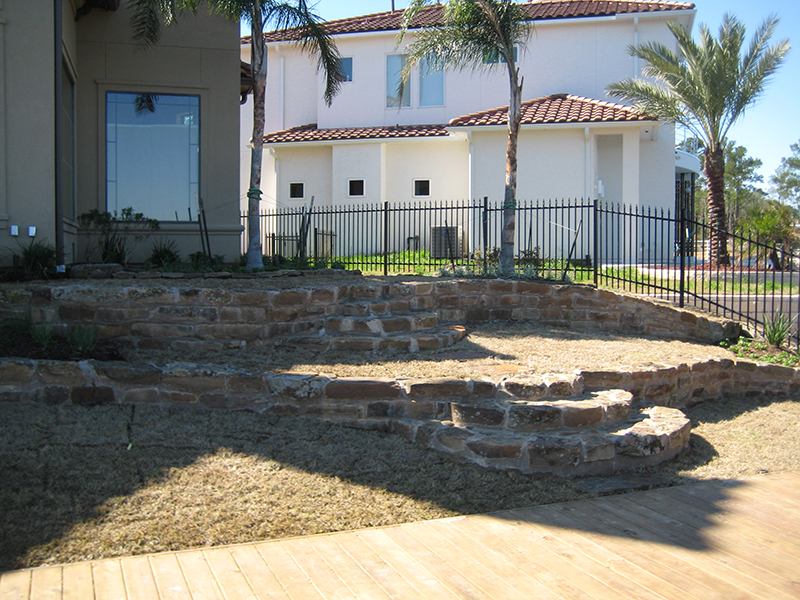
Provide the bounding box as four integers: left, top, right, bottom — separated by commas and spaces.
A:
263, 123, 450, 144
252, 1, 694, 44
448, 93, 654, 126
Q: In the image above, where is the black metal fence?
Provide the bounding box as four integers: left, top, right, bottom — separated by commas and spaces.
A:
242, 199, 800, 346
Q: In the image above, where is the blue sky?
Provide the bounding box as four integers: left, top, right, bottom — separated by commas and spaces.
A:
244, 0, 798, 185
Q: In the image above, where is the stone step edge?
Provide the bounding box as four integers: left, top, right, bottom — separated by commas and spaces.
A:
278, 325, 467, 353
324, 312, 440, 336
451, 389, 633, 431
392, 405, 691, 477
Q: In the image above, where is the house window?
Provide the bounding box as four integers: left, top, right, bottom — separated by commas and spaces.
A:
419, 56, 444, 107
348, 179, 365, 197
414, 179, 431, 197
483, 46, 518, 64
289, 182, 305, 199
106, 92, 200, 221
339, 57, 353, 82
386, 54, 410, 108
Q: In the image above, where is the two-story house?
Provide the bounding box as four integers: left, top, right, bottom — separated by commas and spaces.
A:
242, 0, 699, 227
0, 0, 241, 268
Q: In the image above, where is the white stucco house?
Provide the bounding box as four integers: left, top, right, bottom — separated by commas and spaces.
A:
241, 0, 700, 216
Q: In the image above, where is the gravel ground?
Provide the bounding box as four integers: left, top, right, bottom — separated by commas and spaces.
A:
127, 320, 733, 379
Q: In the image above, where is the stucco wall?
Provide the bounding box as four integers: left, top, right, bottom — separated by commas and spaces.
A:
0, 0, 58, 263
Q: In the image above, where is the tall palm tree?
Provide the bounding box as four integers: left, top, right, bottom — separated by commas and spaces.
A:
130, 0, 344, 269
399, 0, 531, 275
608, 14, 789, 265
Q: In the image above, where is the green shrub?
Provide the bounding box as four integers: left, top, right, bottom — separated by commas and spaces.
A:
67, 325, 98, 353
764, 312, 794, 347
30, 323, 53, 350
12, 239, 59, 281
146, 239, 181, 270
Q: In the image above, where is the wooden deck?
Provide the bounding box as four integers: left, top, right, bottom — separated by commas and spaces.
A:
2, 471, 799, 599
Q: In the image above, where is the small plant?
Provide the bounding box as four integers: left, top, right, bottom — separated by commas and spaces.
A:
78, 207, 159, 266
764, 312, 795, 348
67, 325, 98, 354
30, 323, 54, 350
146, 239, 181, 270
12, 239, 59, 281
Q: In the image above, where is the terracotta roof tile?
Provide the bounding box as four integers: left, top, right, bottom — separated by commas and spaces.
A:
263, 123, 450, 144
252, 1, 694, 43
448, 93, 654, 126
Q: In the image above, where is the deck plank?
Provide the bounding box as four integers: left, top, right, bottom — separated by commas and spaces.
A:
118, 556, 159, 600
62, 562, 93, 600
174, 551, 225, 600
92, 560, 128, 600
148, 554, 192, 600
462, 513, 672, 600
606, 493, 797, 599
202, 548, 259, 600
303, 536, 393, 600
356, 528, 463, 600
29, 568, 62, 600
253, 541, 325, 600
280, 538, 357, 600
0, 569, 31, 600
227, 544, 290, 600
424, 516, 593, 599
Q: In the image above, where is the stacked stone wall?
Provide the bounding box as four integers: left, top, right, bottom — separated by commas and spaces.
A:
0, 279, 740, 350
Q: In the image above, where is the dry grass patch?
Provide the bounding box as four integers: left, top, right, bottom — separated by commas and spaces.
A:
2, 394, 799, 571
126, 321, 732, 379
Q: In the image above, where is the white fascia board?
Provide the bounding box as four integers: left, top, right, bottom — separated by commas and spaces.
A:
265, 134, 464, 150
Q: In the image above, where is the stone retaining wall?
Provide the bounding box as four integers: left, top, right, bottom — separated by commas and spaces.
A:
0, 355, 794, 419
0, 279, 740, 350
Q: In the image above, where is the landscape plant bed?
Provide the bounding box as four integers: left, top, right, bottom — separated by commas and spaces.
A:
1, 394, 798, 571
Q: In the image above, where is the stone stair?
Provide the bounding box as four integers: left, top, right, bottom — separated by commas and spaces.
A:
391, 373, 691, 476
277, 298, 467, 353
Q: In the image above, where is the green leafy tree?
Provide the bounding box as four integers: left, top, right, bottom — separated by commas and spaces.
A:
772, 140, 800, 206
608, 14, 789, 265
399, 0, 531, 275
740, 199, 798, 270
129, 0, 344, 269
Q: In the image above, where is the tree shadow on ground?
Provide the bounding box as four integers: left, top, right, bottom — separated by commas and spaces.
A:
0, 393, 791, 571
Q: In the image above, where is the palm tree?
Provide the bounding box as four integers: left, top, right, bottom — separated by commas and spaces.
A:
130, 0, 344, 269
399, 0, 531, 275
608, 14, 789, 265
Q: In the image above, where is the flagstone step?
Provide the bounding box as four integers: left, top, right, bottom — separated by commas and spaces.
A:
450, 389, 633, 432
393, 404, 691, 477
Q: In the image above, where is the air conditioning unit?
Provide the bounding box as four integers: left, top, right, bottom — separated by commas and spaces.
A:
430, 226, 465, 259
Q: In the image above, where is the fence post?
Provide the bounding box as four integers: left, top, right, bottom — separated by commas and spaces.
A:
483, 196, 489, 275
593, 199, 599, 288
383, 201, 389, 277
679, 200, 686, 308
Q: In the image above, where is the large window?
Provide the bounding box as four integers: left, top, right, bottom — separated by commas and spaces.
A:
386, 54, 410, 108
419, 57, 444, 107
106, 92, 200, 221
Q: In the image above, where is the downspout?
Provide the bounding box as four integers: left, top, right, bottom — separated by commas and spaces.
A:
584, 127, 592, 199
274, 45, 285, 130
633, 17, 639, 76
54, 0, 65, 268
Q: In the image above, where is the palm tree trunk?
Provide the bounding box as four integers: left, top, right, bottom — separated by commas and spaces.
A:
499, 70, 522, 276
705, 147, 730, 266
245, 2, 267, 269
